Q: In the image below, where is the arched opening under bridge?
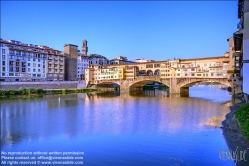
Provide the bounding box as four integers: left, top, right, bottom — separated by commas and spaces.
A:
129, 80, 169, 96
179, 80, 230, 97
95, 81, 120, 91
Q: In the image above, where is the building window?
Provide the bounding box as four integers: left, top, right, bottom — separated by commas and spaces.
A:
2, 61, 5, 66
2, 55, 5, 59
28, 68, 30, 72
38, 59, 40, 62
38, 69, 40, 72
33, 58, 35, 61
191, 74, 195, 76
2, 67, 5, 71
28, 58, 30, 61
33, 63, 36, 67
38, 64, 40, 67
33, 69, 36, 72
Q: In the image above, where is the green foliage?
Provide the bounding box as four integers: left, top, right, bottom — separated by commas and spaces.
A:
65, 89, 76, 93
30, 88, 35, 94
19, 88, 27, 95
235, 103, 249, 140
36, 88, 44, 94
227, 87, 232, 92
9, 89, 16, 95
26, 88, 31, 95
61, 89, 66, 94
0, 89, 6, 96
52, 90, 62, 94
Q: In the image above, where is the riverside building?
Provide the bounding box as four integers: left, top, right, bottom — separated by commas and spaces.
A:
234, 0, 249, 101
0, 39, 65, 82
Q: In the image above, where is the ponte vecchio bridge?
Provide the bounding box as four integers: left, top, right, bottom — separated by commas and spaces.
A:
85, 55, 233, 94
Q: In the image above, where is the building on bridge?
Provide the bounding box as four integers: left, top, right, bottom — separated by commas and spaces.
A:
84, 55, 231, 92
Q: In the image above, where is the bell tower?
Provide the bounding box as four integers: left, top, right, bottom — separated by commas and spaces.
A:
82, 40, 88, 55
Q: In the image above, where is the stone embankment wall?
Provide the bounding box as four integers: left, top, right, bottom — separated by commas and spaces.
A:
0, 81, 80, 90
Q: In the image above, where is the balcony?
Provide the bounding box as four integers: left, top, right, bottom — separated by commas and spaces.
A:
54, 61, 58, 64
48, 56, 53, 60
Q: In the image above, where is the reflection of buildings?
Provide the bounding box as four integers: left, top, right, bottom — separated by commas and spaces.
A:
1, 90, 231, 148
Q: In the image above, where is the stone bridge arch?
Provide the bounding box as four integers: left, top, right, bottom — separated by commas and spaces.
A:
129, 79, 170, 91
178, 78, 231, 94
179, 79, 231, 88
94, 81, 120, 88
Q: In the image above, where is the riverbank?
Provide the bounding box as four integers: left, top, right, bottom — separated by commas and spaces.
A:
221, 102, 249, 166
0, 88, 98, 99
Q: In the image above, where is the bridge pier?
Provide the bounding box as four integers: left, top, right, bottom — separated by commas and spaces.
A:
180, 87, 189, 97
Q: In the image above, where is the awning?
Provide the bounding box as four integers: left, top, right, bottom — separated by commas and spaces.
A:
233, 31, 243, 52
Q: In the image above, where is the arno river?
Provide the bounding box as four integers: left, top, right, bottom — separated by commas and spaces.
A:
1, 85, 235, 165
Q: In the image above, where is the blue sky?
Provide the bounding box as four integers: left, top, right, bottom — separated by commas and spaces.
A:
1, 1, 238, 61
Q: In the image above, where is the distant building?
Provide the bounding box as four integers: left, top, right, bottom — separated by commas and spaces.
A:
110, 56, 134, 65
45, 47, 65, 81
135, 58, 154, 63
64, 44, 78, 81
77, 53, 89, 80
88, 54, 109, 66
0, 39, 65, 82
76, 40, 89, 80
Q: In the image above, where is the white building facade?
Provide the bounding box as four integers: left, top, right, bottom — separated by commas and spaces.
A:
77, 54, 89, 80
0, 40, 48, 82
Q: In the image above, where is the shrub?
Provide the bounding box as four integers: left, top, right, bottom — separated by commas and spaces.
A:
0, 89, 6, 96
9, 89, 16, 95
235, 103, 249, 140
15, 90, 20, 95
19, 88, 26, 95
61, 89, 66, 94
26, 88, 31, 95
30, 88, 35, 94
36, 88, 44, 94
227, 87, 232, 92
52, 90, 62, 94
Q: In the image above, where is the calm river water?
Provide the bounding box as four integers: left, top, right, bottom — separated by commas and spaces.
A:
1, 85, 235, 166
